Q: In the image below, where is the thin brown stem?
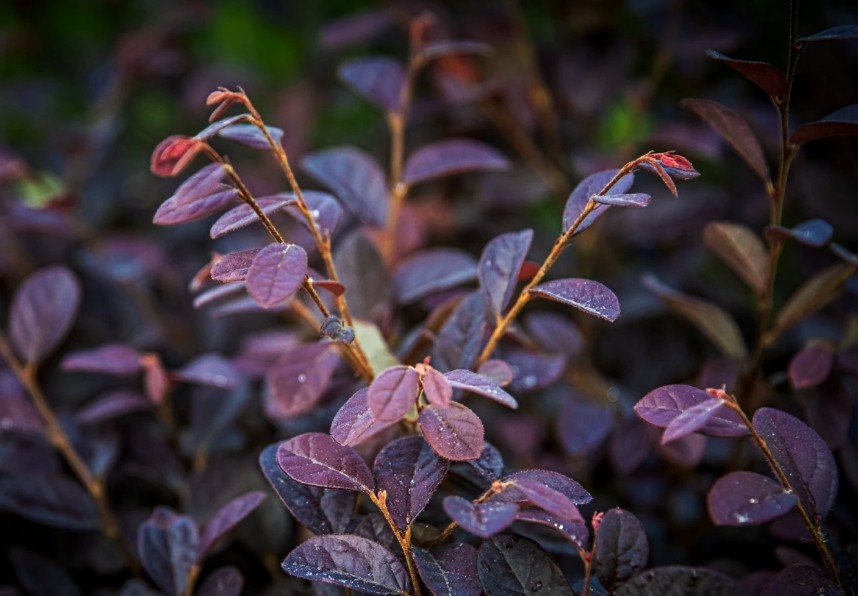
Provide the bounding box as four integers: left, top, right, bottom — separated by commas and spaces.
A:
369, 491, 421, 596
0, 333, 141, 576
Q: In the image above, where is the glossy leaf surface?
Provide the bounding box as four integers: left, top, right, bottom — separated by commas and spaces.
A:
444, 369, 518, 409
277, 432, 374, 493
419, 403, 484, 461
705, 50, 787, 98
442, 496, 518, 538
477, 534, 572, 595
708, 471, 797, 526
562, 169, 633, 235
209, 194, 295, 239
246, 243, 308, 308
528, 278, 620, 322
478, 229, 533, 316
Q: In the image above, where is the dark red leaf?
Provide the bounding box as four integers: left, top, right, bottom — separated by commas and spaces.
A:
173, 353, 241, 389
413, 543, 481, 596
337, 56, 405, 113
764, 218, 833, 247
443, 496, 518, 538
443, 369, 517, 409
209, 194, 295, 239
752, 408, 838, 517
9, 266, 81, 365
266, 343, 340, 420
608, 417, 653, 475
140, 353, 170, 405
419, 403, 484, 461
771, 263, 856, 339
75, 389, 150, 425
792, 104, 858, 145
432, 291, 490, 371
403, 139, 509, 187
392, 248, 477, 305
217, 124, 283, 150
477, 534, 572, 595
211, 249, 260, 283
528, 278, 620, 322
415, 40, 491, 64
373, 436, 448, 530
277, 432, 374, 493
368, 365, 420, 422
706, 50, 788, 98
61, 343, 142, 376
282, 534, 410, 594
301, 147, 388, 227
478, 229, 533, 316
562, 169, 634, 235
153, 189, 238, 226
634, 384, 748, 437
592, 508, 649, 589
138, 507, 200, 596
682, 98, 770, 185
592, 193, 651, 207
151, 135, 203, 177
10, 549, 82, 596
789, 344, 834, 389
198, 491, 266, 560
708, 471, 797, 526
798, 25, 858, 43
422, 366, 453, 407
246, 243, 308, 308
331, 387, 398, 447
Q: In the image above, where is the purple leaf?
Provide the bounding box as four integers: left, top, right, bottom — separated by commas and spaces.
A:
528, 278, 620, 322
504, 349, 565, 394
373, 436, 448, 531
759, 564, 843, 596
682, 98, 771, 185
413, 543, 481, 596
75, 389, 150, 425
283, 534, 410, 595
634, 384, 748, 437
662, 398, 729, 444
752, 408, 838, 517
185, 383, 249, 456
608, 417, 653, 475
193, 281, 245, 309
301, 146, 388, 227
419, 403, 484, 461
422, 366, 453, 407
789, 344, 834, 390
771, 263, 856, 340
592, 508, 649, 589
403, 139, 509, 187
211, 249, 260, 283
61, 343, 142, 376
198, 491, 266, 560
798, 24, 858, 43
592, 193, 651, 207
331, 387, 398, 446
265, 343, 340, 420
708, 471, 798, 526
477, 534, 572, 595
334, 232, 392, 325
260, 443, 355, 535
478, 229, 533, 316
246, 243, 308, 309
791, 104, 858, 145
703, 221, 769, 295
525, 312, 583, 360
764, 219, 833, 247
138, 507, 200, 596
196, 566, 244, 596
172, 163, 227, 206
613, 566, 736, 595
497, 469, 592, 506
288, 190, 345, 237
194, 114, 248, 141
154, 189, 238, 226
705, 50, 788, 98
320, 10, 392, 50
444, 369, 518, 409
477, 359, 514, 386
209, 194, 295, 239
0, 373, 43, 433
392, 248, 477, 304
337, 56, 405, 113
556, 394, 613, 456
507, 477, 581, 520
467, 441, 505, 482
443, 496, 518, 538
277, 432, 374, 493
0, 474, 99, 530
432, 292, 490, 371
173, 353, 241, 389
367, 365, 419, 423
217, 124, 284, 150
516, 509, 589, 549
660, 433, 707, 468
9, 266, 81, 365
563, 169, 634, 235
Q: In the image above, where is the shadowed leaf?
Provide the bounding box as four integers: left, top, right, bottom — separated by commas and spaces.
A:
477, 534, 572, 595
198, 492, 266, 560
516, 509, 589, 550
798, 24, 858, 43
706, 50, 788, 98
764, 219, 833, 247
759, 564, 843, 596
0, 474, 99, 530
415, 40, 491, 64
557, 394, 613, 456
392, 248, 477, 304
62, 343, 142, 376
266, 343, 340, 420
771, 263, 855, 340
478, 229, 533, 316
75, 389, 150, 425
708, 471, 797, 526
403, 139, 509, 187
789, 344, 834, 390
704, 222, 769, 295
138, 507, 200, 596
174, 353, 241, 389
662, 398, 730, 444
419, 403, 484, 461
529, 278, 620, 322
467, 441, 505, 482
613, 566, 735, 595
791, 104, 858, 145
593, 508, 649, 589
196, 566, 243, 596
563, 170, 634, 235
338, 56, 405, 113
413, 543, 481, 596
496, 469, 592, 506
443, 496, 518, 538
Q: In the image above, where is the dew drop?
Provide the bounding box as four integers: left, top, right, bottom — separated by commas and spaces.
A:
0, 418, 12, 429
748, 498, 758, 504
298, 374, 307, 383
212, 374, 228, 387
531, 581, 543, 591
310, 209, 320, 219
734, 512, 750, 524
521, 375, 537, 388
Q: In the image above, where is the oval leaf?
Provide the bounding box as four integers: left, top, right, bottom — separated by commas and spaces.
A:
173, 353, 241, 389
708, 471, 798, 526
217, 124, 283, 150
478, 229, 533, 316
798, 24, 858, 43
497, 469, 592, 506
61, 343, 142, 376
266, 343, 340, 420
528, 278, 620, 322
759, 564, 843, 596
368, 365, 420, 423
75, 389, 150, 425
593, 508, 649, 589
172, 163, 227, 206
9, 266, 81, 365
791, 104, 858, 145
246, 243, 308, 309
507, 477, 580, 520
196, 566, 244, 596
277, 432, 374, 493
703, 221, 769, 295
443, 496, 518, 538
752, 408, 838, 517
662, 398, 729, 444
557, 394, 613, 456
789, 344, 834, 390
516, 509, 589, 550
706, 50, 788, 98
0, 474, 99, 530
764, 218, 833, 247
331, 387, 398, 447
374, 436, 448, 531
444, 369, 518, 409
422, 366, 453, 407
771, 263, 855, 340
477, 534, 572, 595
338, 56, 405, 113
419, 403, 484, 461
138, 507, 200, 596
413, 543, 481, 596
403, 139, 509, 187
682, 98, 770, 185
211, 249, 260, 283
154, 189, 238, 226
392, 248, 477, 305
634, 384, 748, 437
301, 146, 388, 227
563, 170, 634, 235
282, 534, 410, 595
198, 491, 266, 560
613, 566, 736, 596
209, 194, 295, 239
592, 193, 651, 207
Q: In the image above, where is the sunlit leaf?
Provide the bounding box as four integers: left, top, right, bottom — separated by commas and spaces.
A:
529, 278, 620, 322
419, 403, 484, 461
